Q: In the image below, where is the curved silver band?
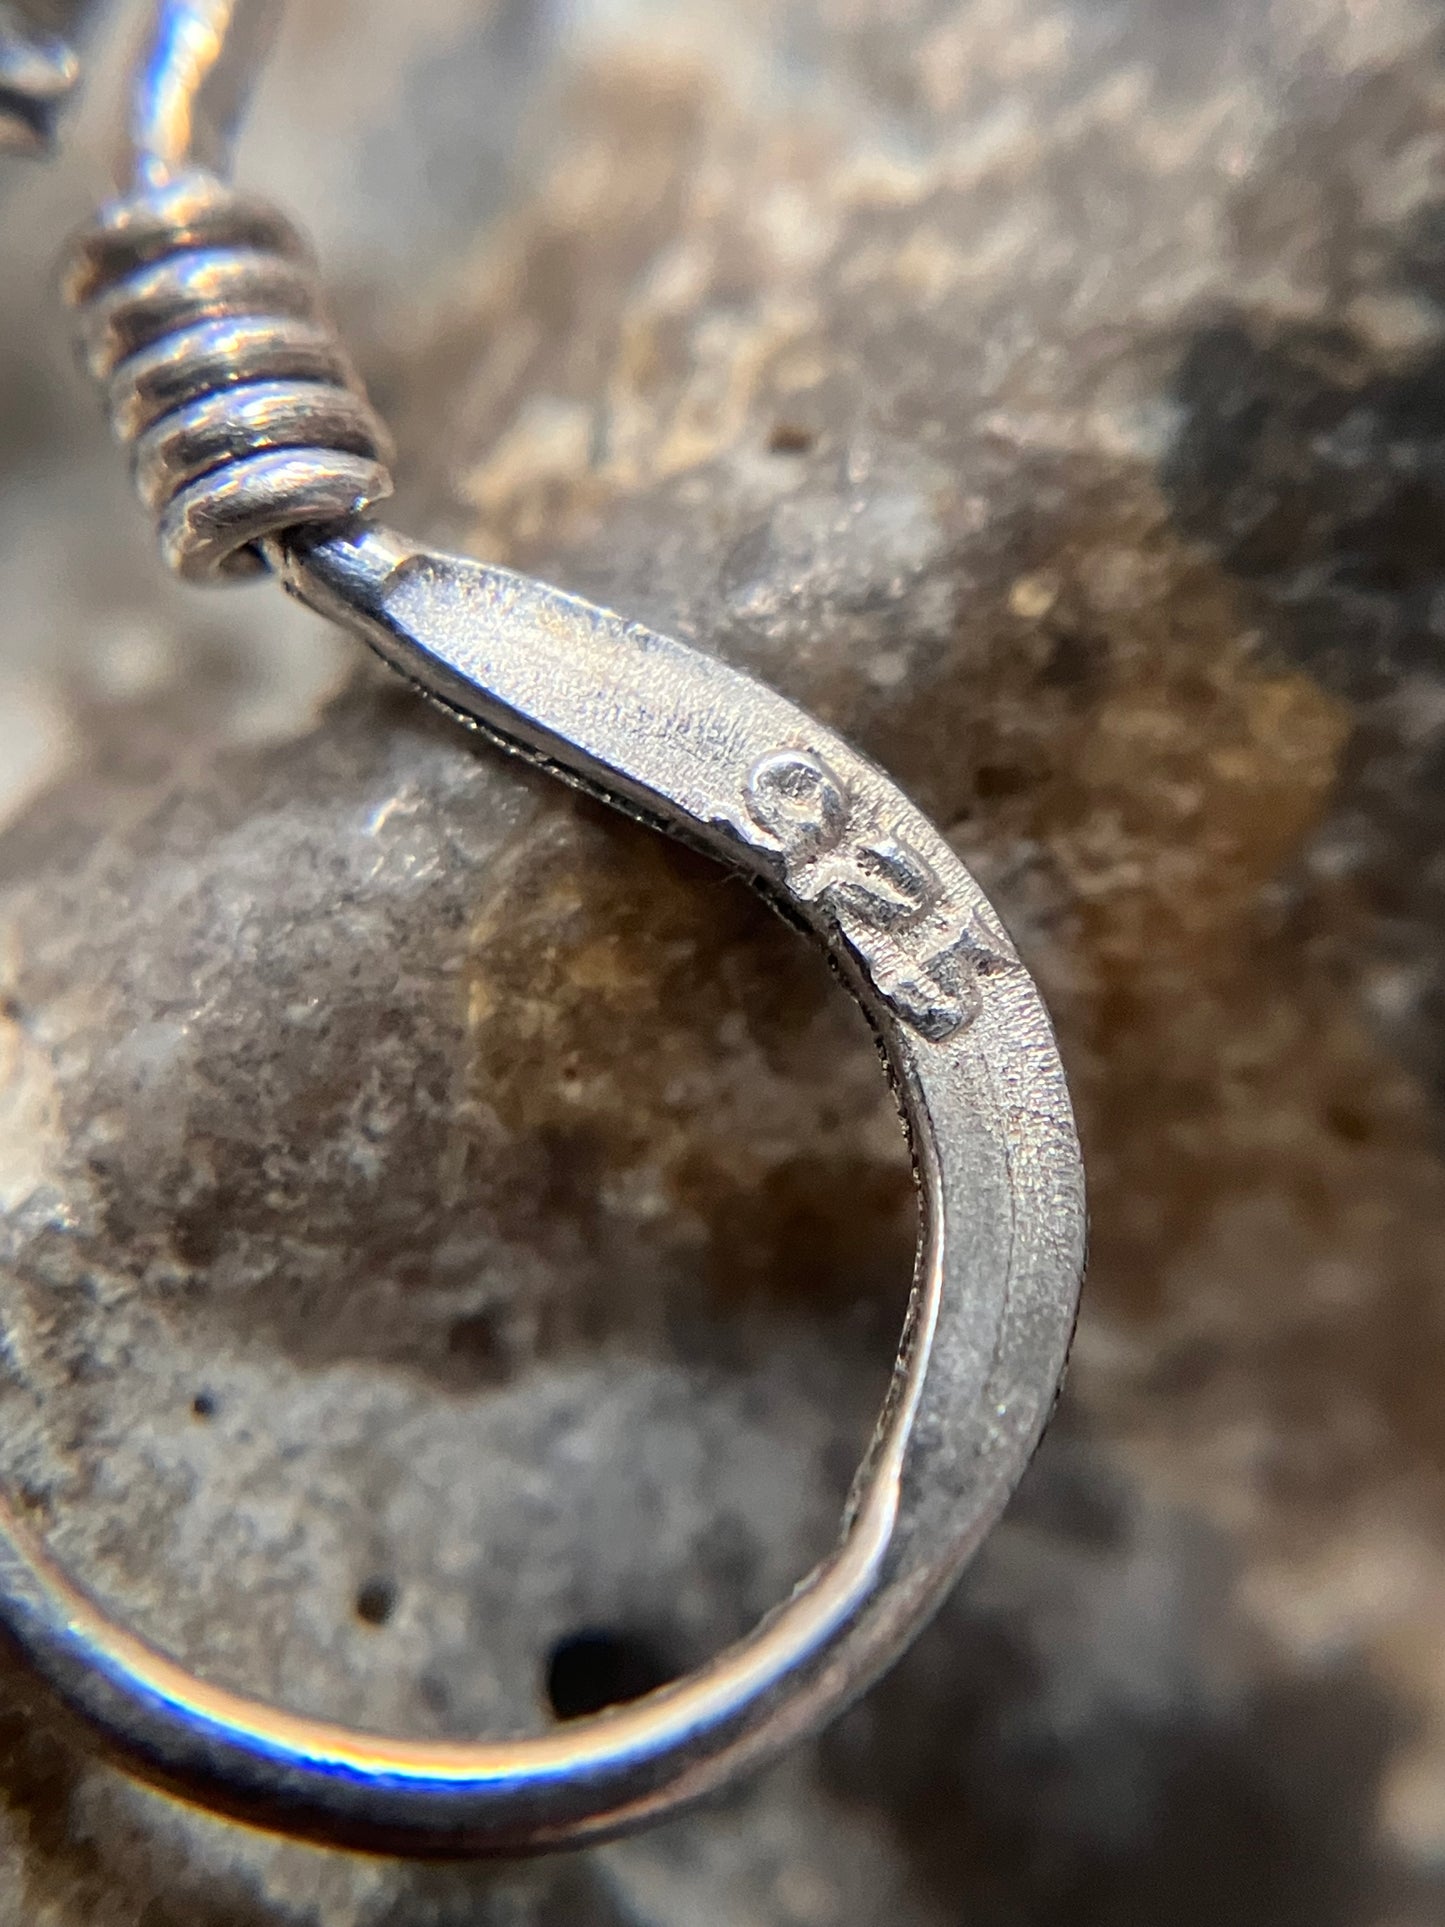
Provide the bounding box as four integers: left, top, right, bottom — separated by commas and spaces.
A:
1, 0, 1085, 1857
0, 526, 1085, 1853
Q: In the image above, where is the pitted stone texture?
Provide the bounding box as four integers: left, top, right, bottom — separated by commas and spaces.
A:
0, 0, 1443, 1922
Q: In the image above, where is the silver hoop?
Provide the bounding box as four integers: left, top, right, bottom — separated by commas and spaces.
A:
0, 0, 1086, 1855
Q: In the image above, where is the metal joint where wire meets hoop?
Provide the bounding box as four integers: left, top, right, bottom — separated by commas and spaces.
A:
65, 166, 393, 579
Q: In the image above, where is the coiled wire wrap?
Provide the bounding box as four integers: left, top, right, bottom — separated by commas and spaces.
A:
63, 169, 393, 580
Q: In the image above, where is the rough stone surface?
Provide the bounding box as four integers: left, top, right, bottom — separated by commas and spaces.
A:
0, 0, 1443, 1921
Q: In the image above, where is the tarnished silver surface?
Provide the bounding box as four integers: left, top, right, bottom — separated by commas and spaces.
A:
0, 0, 1083, 1857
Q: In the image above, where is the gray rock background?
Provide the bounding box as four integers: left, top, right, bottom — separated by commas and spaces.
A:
1, 0, 1443, 1920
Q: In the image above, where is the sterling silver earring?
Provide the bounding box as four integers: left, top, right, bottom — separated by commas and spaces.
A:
0, 0, 1084, 1857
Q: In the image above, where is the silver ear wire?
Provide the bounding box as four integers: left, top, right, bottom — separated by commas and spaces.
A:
126, 0, 283, 187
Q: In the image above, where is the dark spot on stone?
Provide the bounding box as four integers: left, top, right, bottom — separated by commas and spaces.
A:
974, 762, 1034, 801
1324, 1100, 1373, 1145
445, 1307, 511, 1384
767, 421, 815, 455
172, 1202, 224, 1273
189, 1391, 216, 1421
1042, 627, 1101, 694
0, 1691, 88, 1887
1148, 1336, 1229, 1400
545, 1628, 679, 1720
354, 1577, 397, 1628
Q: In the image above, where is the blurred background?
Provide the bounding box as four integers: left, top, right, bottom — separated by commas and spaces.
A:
1, 1, 1443, 1921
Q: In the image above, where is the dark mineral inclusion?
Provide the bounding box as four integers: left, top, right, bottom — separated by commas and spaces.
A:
0, 1, 1442, 1922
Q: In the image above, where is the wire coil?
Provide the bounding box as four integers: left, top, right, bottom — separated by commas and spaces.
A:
64, 170, 393, 581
